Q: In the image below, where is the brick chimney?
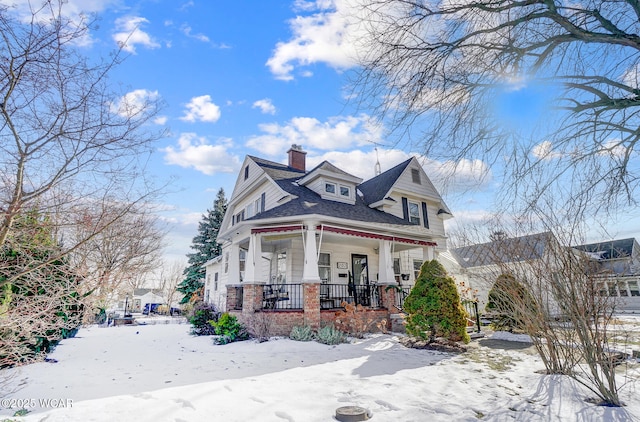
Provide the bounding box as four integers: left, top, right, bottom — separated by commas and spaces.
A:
287, 144, 306, 172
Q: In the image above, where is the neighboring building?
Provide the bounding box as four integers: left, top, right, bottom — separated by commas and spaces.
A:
204, 145, 452, 334
132, 288, 165, 313
573, 238, 640, 312
442, 232, 559, 312
442, 233, 640, 315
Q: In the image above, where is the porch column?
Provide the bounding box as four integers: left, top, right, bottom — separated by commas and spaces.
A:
423, 245, 434, 262
228, 242, 241, 284
302, 222, 320, 330
301, 222, 321, 283
243, 233, 264, 284
377, 240, 396, 285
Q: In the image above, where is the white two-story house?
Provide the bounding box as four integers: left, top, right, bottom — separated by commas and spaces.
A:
203, 145, 452, 334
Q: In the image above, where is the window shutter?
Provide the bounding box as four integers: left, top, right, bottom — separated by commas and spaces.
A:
402, 197, 409, 221
232, 214, 235, 225
421, 202, 429, 229
261, 192, 266, 213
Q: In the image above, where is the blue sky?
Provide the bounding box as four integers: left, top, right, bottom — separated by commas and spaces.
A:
7, 0, 640, 266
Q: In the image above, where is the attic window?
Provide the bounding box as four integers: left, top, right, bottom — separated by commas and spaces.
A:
244, 165, 249, 180
325, 182, 336, 194
340, 186, 350, 197
411, 168, 421, 184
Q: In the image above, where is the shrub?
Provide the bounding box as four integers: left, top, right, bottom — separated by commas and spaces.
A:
316, 324, 346, 345
290, 325, 315, 341
210, 313, 248, 345
404, 260, 470, 344
244, 311, 273, 343
188, 301, 220, 336
486, 273, 537, 332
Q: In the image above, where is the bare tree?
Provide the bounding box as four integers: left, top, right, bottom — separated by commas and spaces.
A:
67, 202, 166, 315
157, 260, 184, 313
351, 0, 640, 215
0, 1, 166, 367
457, 215, 624, 405
0, 1, 164, 247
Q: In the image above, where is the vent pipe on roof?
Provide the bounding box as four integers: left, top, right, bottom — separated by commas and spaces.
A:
288, 144, 306, 172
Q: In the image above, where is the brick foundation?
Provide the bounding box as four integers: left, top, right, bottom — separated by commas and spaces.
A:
227, 283, 407, 337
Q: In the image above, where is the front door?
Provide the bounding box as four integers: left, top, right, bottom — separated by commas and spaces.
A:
351, 254, 370, 306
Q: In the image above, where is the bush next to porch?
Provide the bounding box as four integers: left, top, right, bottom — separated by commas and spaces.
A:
187, 301, 220, 336
404, 260, 470, 344
211, 313, 249, 345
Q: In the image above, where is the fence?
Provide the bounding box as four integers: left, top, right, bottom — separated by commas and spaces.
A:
320, 284, 381, 309
261, 283, 303, 310
394, 287, 412, 310
463, 300, 481, 333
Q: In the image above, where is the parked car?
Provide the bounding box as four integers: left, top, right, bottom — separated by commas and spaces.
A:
143, 303, 162, 315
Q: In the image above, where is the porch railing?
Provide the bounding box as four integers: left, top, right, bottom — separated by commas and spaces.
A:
395, 287, 412, 309
320, 284, 381, 309
261, 283, 303, 310
463, 300, 481, 333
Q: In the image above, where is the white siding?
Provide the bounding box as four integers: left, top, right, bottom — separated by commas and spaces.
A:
386, 193, 445, 236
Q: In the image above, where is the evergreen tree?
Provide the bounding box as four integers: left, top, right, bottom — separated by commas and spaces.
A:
177, 188, 227, 303
404, 260, 470, 344
1, 210, 83, 367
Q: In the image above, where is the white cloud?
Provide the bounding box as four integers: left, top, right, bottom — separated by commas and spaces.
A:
429, 158, 493, 193
162, 133, 240, 175
1, 0, 118, 46
621, 64, 640, 90
153, 116, 168, 125
252, 98, 277, 115
180, 95, 222, 123
308, 148, 409, 180
597, 139, 627, 158
110, 89, 160, 118
266, 0, 360, 80
531, 141, 564, 160
179, 1, 195, 12
306, 148, 491, 193
246, 114, 383, 156
180, 24, 210, 43
113, 16, 160, 54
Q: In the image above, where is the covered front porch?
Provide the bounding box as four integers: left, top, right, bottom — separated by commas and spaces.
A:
223, 221, 438, 335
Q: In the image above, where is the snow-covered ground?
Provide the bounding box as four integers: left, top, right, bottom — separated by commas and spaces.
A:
1, 318, 640, 422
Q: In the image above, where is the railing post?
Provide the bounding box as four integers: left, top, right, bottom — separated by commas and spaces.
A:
379, 285, 397, 310
303, 283, 320, 330
242, 283, 264, 316
226, 285, 238, 311
474, 301, 481, 333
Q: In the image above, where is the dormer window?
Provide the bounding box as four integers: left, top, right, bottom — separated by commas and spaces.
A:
411, 168, 421, 184
325, 182, 336, 194
340, 186, 350, 197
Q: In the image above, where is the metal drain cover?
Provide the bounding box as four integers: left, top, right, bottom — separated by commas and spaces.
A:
335, 406, 370, 421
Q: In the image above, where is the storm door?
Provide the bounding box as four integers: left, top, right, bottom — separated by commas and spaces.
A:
351, 254, 370, 306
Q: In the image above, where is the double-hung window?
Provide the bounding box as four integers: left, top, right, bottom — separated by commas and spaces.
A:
408, 201, 420, 225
